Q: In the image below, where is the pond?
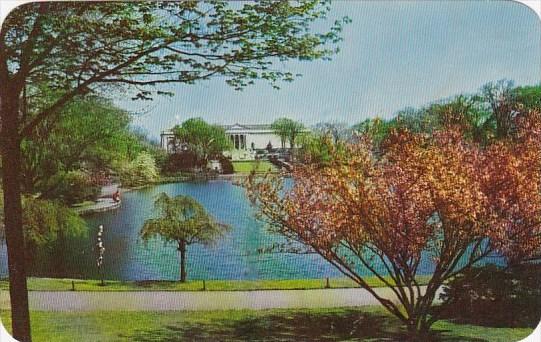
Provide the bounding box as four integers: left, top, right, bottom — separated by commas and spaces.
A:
2, 181, 345, 281
1, 180, 500, 281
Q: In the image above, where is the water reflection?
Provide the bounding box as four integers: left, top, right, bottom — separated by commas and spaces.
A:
0, 180, 503, 281
2, 181, 342, 281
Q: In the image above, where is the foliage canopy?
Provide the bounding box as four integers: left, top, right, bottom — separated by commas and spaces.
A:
248, 110, 541, 338
0, 2, 347, 339
172, 118, 232, 167
271, 117, 305, 149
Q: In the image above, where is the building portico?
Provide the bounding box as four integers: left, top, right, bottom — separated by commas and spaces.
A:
161, 123, 293, 160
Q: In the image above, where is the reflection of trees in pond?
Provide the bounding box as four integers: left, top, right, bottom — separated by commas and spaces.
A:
2, 179, 508, 283
0, 181, 394, 280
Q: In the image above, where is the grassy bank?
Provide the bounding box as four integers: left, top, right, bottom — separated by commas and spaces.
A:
232, 160, 276, 173
0, 307, 534, 342
0, 276, 431, 292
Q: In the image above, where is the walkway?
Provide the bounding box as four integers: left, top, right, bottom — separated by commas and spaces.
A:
100, 183, 120, 197
72, 198, 121, 215
72, 183, 121, 215
0, 286, 439, 312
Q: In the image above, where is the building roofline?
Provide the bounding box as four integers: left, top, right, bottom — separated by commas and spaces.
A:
162, 123, 309, 135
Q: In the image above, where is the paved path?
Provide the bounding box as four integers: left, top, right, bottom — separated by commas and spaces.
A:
72, 184, 121, 215
100, 183, 120, 197
0, 287, 439, 312
73, 198, 121, 215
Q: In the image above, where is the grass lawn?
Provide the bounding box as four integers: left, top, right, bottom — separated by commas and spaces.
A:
232, 160, 276, 173
0, 307, 534, 342
0, 276, 431, 292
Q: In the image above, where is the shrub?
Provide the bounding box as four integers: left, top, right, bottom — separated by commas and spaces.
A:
44, 171, 100, 205
0, 191, 87, 264
119, 151, 159, 187
219, 156, 234, 174
440, 264, 541, 327
152, 148, 169, 171
22, 197, 88, 263
163, 151, 199, 173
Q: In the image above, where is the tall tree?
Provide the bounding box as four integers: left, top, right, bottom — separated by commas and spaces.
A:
512, 84, 541, 111
0, 2, 346, 339
271, 117, 305, 149
296, 132, 348, 166
418, 96, 494, 145
372, 82, 541, 147
481, 79, 518, 139
271, 118, 290, 149
173, 118, 231, 168
247, 111, 541, 339
140, 193, 227, 282
19, 198, 87, 265
313, 121, 352, 144
352, 117, 396, 148
391, 107, 437, 134
21, 95, 132, 194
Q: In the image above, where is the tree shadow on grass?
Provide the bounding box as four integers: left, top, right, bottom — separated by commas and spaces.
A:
124, 309, 490, 342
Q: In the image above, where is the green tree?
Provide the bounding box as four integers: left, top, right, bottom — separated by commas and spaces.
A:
296, 132, 347, 166
513, 84, 541, 111
390, 107, 438, 134
119, 128, 165, 164
118, 151, 160, 187
481, 79, 517, 139
420, 96, 494, 145
21, 95, 132, 195
394, 83, 541, 145
481, 80, 541, 139
376, 96, 494, 146
0, 192, 87, 265
353, 117, 398, 149
0, 3, 346, 337
140, 193, 227, 282
21, 198, 87, 264
313, 121, 352, 144
271, 118, 290, 148
271, 118, 305, 149
41, 171, 100, 205
173, 118, 232, 168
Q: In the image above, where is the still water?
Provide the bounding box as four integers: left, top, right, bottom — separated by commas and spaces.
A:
0, 180, 501, 281
3, 181, 346, 281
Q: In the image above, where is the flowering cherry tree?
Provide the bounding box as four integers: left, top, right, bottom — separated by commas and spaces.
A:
247, 111, 541, 338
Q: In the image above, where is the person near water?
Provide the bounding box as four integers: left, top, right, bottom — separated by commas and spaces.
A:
112, 190, 121, 203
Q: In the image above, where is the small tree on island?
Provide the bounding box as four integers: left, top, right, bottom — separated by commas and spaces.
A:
140, 193, 228, 282
247, 111, 541, 340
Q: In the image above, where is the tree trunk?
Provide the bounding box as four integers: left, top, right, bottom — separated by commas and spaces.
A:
405, 321, 432, 342
404, 302, 436, 341
1, 102, 32, 341
53, 228, 67, 277
179, 241, 187, 283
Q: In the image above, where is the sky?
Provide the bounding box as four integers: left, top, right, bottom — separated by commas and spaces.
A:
116, 1, 541, 140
